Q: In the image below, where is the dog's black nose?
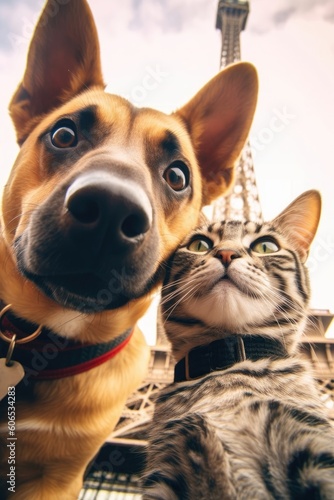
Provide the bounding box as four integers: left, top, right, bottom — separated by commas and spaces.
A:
64, 172, 152, 254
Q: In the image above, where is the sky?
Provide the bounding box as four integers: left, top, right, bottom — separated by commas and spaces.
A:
0, 0, 333, 338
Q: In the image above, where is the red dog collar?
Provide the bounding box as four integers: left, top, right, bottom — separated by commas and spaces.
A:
0, 306, 133, 383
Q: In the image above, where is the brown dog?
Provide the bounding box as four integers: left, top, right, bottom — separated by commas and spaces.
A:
0, 1, 258, 498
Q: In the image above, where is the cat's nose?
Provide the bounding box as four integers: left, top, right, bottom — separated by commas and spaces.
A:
217, 249, 240, 266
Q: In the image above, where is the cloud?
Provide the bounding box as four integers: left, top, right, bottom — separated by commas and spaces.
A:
0, 0, 44, 52
272, 6, 296, 25
248, 0, 334, 34
83, 0, 217, 40
128, 0, 216, 33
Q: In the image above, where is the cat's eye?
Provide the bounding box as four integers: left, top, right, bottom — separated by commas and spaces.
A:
187, 238, 213, 253
251, 239, 279, 254
51, 119, 77, 148
163, 161, 189, 192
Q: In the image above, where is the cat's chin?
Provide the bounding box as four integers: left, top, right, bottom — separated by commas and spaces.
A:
184, 280, 276, 332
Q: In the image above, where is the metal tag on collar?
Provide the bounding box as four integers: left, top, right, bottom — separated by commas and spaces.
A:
0, 304, 43, 400
0, 335, 25, 402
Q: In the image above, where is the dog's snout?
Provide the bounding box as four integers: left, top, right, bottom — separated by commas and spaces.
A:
64, 172, 152, 253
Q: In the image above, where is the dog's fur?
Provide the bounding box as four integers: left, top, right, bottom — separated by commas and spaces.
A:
0, 1, 258, 498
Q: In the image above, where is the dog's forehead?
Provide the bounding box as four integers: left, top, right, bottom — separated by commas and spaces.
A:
37, 89, 133, 131
33, 89, 191, 150
28, 88, 197, 171
131, 110, 196, 163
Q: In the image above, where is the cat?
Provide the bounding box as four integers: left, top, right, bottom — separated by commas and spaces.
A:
142, 190, 334, 499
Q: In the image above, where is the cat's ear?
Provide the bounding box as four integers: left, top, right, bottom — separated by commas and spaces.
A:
273, 190, 321, 262
174, 62, 258, 205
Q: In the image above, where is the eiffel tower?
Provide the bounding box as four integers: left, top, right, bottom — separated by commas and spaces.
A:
212, 0, 262, 223
80, 2, 334, 497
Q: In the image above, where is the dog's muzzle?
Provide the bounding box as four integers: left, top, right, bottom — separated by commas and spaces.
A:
14, 170, 159, 312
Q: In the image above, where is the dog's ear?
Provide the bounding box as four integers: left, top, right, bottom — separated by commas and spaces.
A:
175, 63, 258, 206
9, 0, 104, 145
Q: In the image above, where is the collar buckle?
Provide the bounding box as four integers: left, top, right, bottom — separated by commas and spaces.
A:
184, 352, 196, 381
0, 304, 43, 344
236, 336, 246, 362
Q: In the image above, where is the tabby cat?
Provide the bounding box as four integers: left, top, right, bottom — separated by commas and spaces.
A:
143, 190, 334, 499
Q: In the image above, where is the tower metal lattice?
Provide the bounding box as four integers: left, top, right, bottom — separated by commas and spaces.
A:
212, 0, 263, 223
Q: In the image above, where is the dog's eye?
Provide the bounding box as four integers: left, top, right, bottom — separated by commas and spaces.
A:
51, 120, 77, 148
163, 161, 189, 192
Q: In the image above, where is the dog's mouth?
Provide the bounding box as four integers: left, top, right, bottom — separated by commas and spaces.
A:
19, 268, 160, 313
15, 230, 161, 313
39, 276, 139, 312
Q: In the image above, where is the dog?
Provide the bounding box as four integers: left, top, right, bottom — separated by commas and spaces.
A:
0, 0, 258, 498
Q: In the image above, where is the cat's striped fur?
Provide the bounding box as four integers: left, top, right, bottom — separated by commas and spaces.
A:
143, 190, 334, 499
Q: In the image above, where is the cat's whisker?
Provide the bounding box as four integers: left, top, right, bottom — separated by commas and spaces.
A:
163, 283, 198, 321
161, 283, 195, 307
161, 276, 201, 305
161, 276, 193, 290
